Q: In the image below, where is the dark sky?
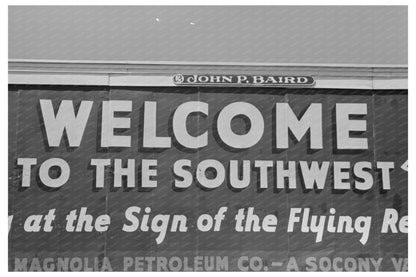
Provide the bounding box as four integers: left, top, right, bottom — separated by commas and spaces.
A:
9, 6, 407, 65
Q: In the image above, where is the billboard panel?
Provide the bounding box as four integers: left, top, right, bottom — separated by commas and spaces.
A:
8, 85, 408, 271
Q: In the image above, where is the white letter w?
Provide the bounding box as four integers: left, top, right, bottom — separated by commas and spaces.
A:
40, 99, 93, 147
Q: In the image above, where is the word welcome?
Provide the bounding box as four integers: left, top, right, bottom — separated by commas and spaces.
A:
39, 100, 369, 150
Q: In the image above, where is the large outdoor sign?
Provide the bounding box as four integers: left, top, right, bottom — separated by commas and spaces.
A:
8, 85, 407, 271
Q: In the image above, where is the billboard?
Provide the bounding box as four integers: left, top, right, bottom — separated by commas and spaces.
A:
8, 85, 408, 271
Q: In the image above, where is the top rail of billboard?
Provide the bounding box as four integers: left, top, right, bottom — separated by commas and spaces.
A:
8, 59, 407, 90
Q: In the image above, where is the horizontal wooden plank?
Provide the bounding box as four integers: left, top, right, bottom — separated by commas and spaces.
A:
8, 59, 408, 90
